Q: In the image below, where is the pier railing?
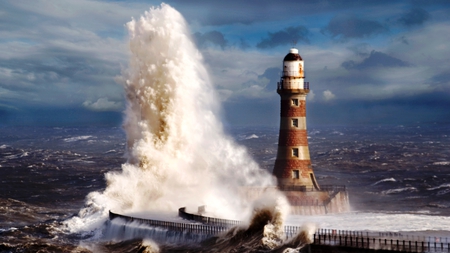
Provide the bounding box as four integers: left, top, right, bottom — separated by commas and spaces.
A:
110, 210, 307, 239
109, 210, 229, 235
178, 207, 240, 227
314, 229, 450, 253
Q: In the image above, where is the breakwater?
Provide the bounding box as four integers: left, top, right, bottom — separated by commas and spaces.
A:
109, 210, 450, 252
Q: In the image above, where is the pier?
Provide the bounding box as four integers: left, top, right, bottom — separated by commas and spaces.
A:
109, 210, 449, 252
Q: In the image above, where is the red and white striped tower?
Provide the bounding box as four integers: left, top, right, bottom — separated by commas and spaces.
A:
273, 48, 319, 190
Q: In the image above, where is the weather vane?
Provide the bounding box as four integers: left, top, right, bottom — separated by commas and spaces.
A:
291, 39, 298, 47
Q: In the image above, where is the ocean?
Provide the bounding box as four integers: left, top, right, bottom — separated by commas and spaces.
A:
1, 124, 450, 252
2, 4, 450, 252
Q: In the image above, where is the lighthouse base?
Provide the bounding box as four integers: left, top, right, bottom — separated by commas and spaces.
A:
285, 190, 350, 215
241, 186, 350, 215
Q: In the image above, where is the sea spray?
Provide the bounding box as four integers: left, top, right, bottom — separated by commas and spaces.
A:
141, 239, 160, 253
282, 223, 317, 252
253, 192, 290, 249
65, 3, 275, 233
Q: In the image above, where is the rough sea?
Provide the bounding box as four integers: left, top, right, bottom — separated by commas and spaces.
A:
2, 3, 450, 252
1, 124, 450, 252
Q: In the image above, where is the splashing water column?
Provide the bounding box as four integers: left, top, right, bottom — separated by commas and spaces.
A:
273, 48, 320, 190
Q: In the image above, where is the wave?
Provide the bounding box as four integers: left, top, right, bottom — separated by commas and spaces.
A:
381, 187, 417, 195
63, 135, 93, 142
433, 161, 450, 166
104, 149, 117, 154
101, 192, 315, 252
371, 178, 396, 186
427, 183, 450, 191
65, 3, 276, 235
180, 194, 310, 252
244, 134, 259, 140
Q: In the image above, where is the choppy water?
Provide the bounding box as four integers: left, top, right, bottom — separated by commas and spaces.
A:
1, 124, 450, 252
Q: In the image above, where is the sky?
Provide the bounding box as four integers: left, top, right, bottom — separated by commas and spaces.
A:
1, 0, 450, 127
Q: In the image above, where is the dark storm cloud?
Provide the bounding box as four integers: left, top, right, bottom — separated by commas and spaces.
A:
259, 67, 281, 91
169, 0, 395, 26
256, 26, 309, 49
341, 50, 410, 70
431, 71, 450, 84
193, 31, 228, 49
397, 7, 431, 27
322, 15, 387, 39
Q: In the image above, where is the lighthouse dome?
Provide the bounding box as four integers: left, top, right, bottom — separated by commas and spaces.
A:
283, 48, 302, 61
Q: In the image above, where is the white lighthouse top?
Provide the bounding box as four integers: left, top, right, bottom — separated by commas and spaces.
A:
281, 47, 305, 85
284, 48, 302, 61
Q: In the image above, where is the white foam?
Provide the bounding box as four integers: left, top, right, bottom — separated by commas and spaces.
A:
371, 177, 396, 186
381, 187, 417, 195
428, 183, 450, 191
245, 134, 259, 140
433, 161, 450, 166
65, 3, 275, 233
63, 135, 93, 142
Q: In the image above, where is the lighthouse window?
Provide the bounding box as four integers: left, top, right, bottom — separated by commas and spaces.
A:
292, 118, 298, 127
291, 99, 299, 106
292, 148, 299, 157
292, 170, 300, 179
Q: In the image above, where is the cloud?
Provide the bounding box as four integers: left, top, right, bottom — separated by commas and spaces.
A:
341, 50, 410, 70
431, 71, 450, 85
82, 97, 123, 111
0, 1, 128, 110
259, 67, 281, 92
238, 38, 251, 50
200, 48, 279, 101
307, 90, 315, 101
168, 0, 412, 26
230, 67, 281, 99
323, 90, 335, 101
257, 26, 310, 49
323, 14, 387, 39
397, 7, 431, 27
193, 30, 228, 49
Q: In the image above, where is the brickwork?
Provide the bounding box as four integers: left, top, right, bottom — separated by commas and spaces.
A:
280, 99, 306, 117
273, 159, 312, 178
278, 129, 308, 146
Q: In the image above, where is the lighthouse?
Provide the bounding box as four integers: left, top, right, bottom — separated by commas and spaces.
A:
273, 48, 319, 190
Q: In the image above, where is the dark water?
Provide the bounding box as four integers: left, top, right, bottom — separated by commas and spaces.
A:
1, 124, 450, 252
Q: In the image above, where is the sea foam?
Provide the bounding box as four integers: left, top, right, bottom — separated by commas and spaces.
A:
65, 3, 276, 233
